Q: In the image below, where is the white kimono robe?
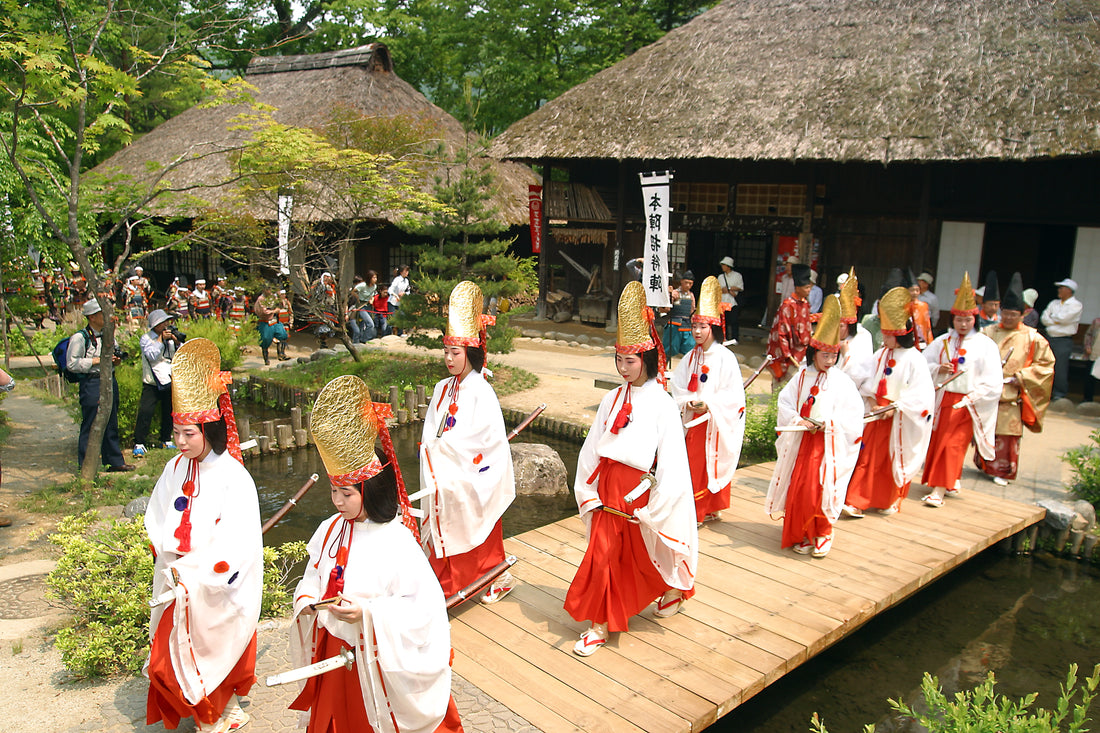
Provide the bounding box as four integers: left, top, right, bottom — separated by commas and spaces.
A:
924, 329, 1003, 460
855, 346, 936, 486
291, 515, 452, 733
838, 324, 874, 382
668, 342, 746, 493
144, 450, 263, 705
419, 370, 515, 558
576, 378, 698, 590
765, 365, 865, 522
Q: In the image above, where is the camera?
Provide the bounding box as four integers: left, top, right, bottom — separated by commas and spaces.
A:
114, 345, 131, 360
167, 325, 187, 343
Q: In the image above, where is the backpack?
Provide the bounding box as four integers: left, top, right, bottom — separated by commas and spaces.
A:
52, 328, 92, 383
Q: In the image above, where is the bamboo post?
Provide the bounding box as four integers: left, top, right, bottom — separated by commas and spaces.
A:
418, 404, 429, 420
404, 387, 416, 419
397, 408, 408, 424
416, 384, 427, 405
302, 412, 311, 434
1069, 529, 1086, 556
257, 435, 272, 453
1055, 527, 1071, 553
238, 416, 252, 442
291, 407, 302, 432
294, 428, 309, 448
262, 420, 276, 444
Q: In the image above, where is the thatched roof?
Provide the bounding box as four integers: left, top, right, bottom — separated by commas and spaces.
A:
491, 0, 1100, 164
96, 44, 537, 224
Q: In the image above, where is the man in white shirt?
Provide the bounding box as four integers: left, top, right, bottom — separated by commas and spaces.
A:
133, 309, 181, 456
717, 256, 742, 343
1041, 277, 1084, 401
917, 272, 940, 328
388, 264, 411, 336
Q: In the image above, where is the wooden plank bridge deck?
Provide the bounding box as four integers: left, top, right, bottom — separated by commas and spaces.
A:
448, 461, 1046, 733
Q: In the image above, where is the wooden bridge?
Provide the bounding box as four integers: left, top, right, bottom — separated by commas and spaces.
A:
448, 462, 1046, 732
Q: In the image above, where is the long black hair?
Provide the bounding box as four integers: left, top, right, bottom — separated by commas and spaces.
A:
892, 319, 916, 349
465, 345, 486, 373
358, 446, 398, 523
641, 347, 659, 381
201, 418, 228, 455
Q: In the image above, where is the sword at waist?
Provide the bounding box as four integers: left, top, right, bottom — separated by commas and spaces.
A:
266, 647, 355, 687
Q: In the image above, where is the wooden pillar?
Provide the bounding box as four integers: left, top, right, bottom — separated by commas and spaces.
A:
290, 407, 302, 433
537, 159, 550, 319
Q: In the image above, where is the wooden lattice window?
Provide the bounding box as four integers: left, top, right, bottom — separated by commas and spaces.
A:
734, 184, 806, 217
671, 183, 730, 214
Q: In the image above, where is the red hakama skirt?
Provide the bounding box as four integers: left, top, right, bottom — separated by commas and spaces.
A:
429, 519, 506, 598
974, 434, 1020, 480
782, 431, 831, 548
922, 392, 973, 489
146, 603, 257, 728
686, 421, 730, 523
564, 458, 692, 632
845, 419, 909, 511
290, 627, 464, 733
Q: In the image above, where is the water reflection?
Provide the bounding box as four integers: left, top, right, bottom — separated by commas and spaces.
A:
715, 551, 1100, 731
256, 423, 580, 547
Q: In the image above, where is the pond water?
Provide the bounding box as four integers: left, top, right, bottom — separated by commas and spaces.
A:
244, 405, 1100, 732
715, 550, 1100, 731
254, 421, 580, 547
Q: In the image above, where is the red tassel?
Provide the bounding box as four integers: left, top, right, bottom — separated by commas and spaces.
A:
687, 373, 699, 392
876, 378, 890, 407
611, 403, 632, 434
174, 512, 192, 553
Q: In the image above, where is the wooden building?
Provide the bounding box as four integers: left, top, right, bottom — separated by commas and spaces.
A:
491, 0, 1100, 329
94, 44, 537, 294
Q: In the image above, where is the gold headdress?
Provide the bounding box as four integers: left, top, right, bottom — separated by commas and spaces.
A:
879, 286, 913, 335
171, 337, 242, 462
810, 295, 842, 351
692, 276, 729, 325
616, 281, 657, 353
950, 272, 979, 316
839, 267, 860, 324
310, 375, 418, 537
443, 281, 496, 348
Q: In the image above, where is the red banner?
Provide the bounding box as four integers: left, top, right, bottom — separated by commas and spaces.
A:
528, 185, 543, 254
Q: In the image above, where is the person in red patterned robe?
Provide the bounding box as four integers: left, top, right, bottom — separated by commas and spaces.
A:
766, 263, 813, 391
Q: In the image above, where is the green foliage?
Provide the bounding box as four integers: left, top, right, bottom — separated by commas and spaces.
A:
395, 140, 534, 353
741, 393, 780, 463
46, 511, 311, 679
20, 472, 156, 514
811, 664, 1100, 733
46, 512, 154, 678
261, 541, 309, 618
1065, 429, 1100, 507
170, 317, 257, 370
250, 350, 537, 398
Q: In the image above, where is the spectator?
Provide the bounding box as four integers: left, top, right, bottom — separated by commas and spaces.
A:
917, 272, 940, 328
1022, 288, 1040, 328
777, 255, 798, 304
388, 265, 411, 336
133, 310, 180, 456
625, 257, 644, 283
67, 299, 134, 471
1085, 316, 1100, 403
354, 271, 380, 340
254, 287, 289, 364
1041, 278, 1083, 401
808, 270, 824, 314
717, 256, 742, 343
662, 271, 696, 357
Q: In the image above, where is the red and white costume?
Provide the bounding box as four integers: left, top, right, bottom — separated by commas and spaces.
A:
846, 345, 935, 510
419, 370, 515, 596
565, 378, 698, 631
837, 324, 874, 381
765, 363, 864, 546
921, 328, 1002, 489
290, 514, 456, 733
669, 341, 746, 522
144, 449, 263, 728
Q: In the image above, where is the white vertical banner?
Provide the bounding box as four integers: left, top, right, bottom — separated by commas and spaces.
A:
638, 170, 673, 307
277, 193, 293, 275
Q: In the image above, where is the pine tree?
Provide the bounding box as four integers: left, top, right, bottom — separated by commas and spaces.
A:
394, 137, 533, 353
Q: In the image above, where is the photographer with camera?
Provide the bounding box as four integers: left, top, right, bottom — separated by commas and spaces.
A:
133, 309, 183, 457
67, 300, 134, 472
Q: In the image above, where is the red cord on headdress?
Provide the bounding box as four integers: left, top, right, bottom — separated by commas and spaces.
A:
373, 403, 419, 542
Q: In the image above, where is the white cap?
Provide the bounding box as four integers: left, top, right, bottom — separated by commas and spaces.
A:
918, 272, 934, 284
836, 273, 849, 287
1054, 278, 1078, 292
975, 286, 985, 297
1022, 288, 1038, 308
147, 309, 174, 329
719, 256, 735, 268
82, 300, 102, 316
809, 270, 818, 284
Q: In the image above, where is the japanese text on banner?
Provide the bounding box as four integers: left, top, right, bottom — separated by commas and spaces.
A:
638, 171, 673, 307
528, 185, 543, 254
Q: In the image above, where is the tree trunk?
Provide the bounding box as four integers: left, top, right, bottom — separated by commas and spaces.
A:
338, 223, 361, 363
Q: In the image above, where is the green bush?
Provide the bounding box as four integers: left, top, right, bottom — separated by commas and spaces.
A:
46, 512, 153, 678
172, 316, 257, 369
46, 511, 309, 678
741, 393, 779, 463
1065, 429, 1100, 507
811, 663, 1100, 733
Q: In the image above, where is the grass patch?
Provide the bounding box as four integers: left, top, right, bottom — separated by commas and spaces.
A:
254, 352, 539, 397
21, 448, 174, 514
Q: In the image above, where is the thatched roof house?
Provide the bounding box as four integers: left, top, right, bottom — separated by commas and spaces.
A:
492, 0, 1100, 163
492, 0, 1100, 331
99, 44, 536, 224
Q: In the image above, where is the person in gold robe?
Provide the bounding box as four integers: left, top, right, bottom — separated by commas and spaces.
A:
974, 272, 1055, 487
